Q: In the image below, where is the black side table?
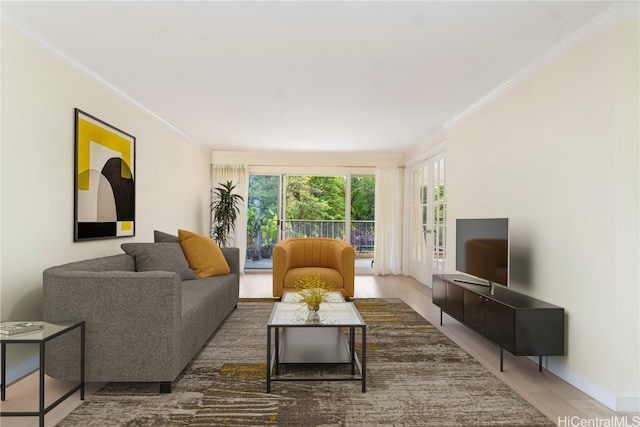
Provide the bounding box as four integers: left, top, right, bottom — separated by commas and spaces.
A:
1, 321, 85, 427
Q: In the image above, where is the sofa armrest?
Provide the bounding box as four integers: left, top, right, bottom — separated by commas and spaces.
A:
43, 269, 183, 382
272, 242, 292, 297
334, 242, 355, 297
220, 247, 240, 276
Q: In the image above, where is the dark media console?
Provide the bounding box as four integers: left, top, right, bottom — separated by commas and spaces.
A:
432, 274, 565, 372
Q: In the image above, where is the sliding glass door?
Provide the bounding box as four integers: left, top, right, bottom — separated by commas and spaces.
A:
350, 175, 375, 257
245, 173, 375, 269
282, 175, 346, 239
245, 175, 280, 268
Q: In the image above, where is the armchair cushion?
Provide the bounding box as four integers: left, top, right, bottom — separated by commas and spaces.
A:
283, 267, 344, 290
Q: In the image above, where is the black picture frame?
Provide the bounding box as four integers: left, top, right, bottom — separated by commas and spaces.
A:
74, 109, 136, 241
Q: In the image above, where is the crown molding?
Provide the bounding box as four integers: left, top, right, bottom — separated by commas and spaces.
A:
403, 129, 447, 166
616, 1, 640, 21
212, 149, 404, 168
444, 4, 629, 130
1, 11, 206, 150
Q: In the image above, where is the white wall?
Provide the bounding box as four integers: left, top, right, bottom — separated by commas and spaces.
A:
1, 25, 212, 382
446, 22, 639, 411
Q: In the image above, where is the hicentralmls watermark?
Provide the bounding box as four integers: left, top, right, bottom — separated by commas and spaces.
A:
557, 416, 640, 427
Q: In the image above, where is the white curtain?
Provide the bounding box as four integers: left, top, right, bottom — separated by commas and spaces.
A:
212, 164, 249, 272
373, 167, 404, 275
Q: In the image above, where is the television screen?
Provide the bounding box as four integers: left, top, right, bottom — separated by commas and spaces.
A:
456, 218, 509, 286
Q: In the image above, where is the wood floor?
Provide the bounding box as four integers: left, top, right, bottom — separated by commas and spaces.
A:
2, 273, 637, 426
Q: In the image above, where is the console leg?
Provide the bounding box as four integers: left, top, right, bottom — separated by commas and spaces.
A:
440, 309, 443, 326
539, 356, 542, 372
500, 348, 504, 372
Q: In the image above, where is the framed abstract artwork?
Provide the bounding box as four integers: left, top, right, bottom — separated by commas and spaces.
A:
74, 109, 136, 241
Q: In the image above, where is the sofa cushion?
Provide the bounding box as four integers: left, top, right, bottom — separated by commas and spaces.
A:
154, 230, 179, 243
178, 229, 230, 278
121, 243, 197, 280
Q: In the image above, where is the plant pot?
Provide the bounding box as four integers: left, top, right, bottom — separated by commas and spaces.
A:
261, 247, 273, 259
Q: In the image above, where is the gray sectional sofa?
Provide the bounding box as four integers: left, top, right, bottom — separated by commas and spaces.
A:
42, 232, 239, 392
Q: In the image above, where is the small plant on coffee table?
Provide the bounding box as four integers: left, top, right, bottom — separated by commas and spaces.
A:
295, 274, 334, 315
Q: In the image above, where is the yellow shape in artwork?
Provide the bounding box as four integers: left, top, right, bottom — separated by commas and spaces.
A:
120, 221, 133, 231
77, 117, 132, 191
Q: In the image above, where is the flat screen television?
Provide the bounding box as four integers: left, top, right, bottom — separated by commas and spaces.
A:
456, 218, 509, 287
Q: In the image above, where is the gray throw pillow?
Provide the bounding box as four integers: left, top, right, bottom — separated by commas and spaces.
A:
154, 230, 179, 243
121, 243, 197, 280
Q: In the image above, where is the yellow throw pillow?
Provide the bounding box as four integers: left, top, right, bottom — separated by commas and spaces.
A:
178, 229, 230, 278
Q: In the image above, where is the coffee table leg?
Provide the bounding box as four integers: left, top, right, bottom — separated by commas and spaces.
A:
80, 322, 85, 400
350, 327, 355, 375
1, 343, 6, 401
274, 328, 280, 375
266, 326, 271, 393
39, 341, 45, 427
361, 326, 366, 393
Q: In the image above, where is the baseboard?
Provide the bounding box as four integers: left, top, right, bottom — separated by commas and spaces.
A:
534, 356, 640, 412
2, 354, 39, 387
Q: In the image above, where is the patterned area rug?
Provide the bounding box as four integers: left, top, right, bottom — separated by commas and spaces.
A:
59, 299, 554, 426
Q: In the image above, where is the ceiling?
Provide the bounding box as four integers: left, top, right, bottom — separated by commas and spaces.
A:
1, 1, 623, 155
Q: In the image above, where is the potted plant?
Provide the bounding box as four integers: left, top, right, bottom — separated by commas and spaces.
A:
259, 209, 278, 258
246, 204, 262, 260
210, 180, 244, 247
293, 274, 334, 323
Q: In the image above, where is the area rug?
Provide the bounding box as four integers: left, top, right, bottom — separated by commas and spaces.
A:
59, 299, 554, 426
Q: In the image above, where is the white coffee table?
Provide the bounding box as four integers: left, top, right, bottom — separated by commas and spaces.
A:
280, 290, 346, 304
266, 295, 366, 393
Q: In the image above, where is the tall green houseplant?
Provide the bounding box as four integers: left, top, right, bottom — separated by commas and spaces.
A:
210, 180, 244, 247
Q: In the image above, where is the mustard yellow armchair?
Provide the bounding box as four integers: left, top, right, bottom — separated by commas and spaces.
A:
272, 238, 355, 298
